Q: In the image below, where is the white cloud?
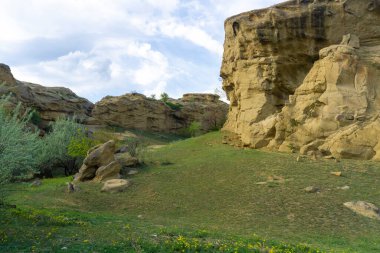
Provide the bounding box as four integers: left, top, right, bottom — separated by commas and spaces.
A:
12, 39, 174, 99
1, 0, 284, 102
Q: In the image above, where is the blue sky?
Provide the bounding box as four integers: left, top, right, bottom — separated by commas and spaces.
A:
0, 0, 281, 102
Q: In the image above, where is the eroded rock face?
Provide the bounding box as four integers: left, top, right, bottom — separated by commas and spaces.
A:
90, 93, 180, 132
91, 93, 228, 133
0, 64, 93, 126
221, 0, 380, 160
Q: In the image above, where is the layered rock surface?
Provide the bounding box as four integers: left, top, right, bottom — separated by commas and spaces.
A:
0, 64, 93, 126
75, 140, 121, 182
90, 93, 228, 133
221, 0, 380, 160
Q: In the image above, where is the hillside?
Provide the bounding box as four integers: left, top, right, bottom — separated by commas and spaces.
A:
2, 132, 379, 252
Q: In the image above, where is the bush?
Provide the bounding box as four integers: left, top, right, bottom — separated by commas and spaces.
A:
67, 136, 96, 159
187, 121, 201, 137
38, 118, 91, 177
160, 92, 169, 103
165, 101, 183, 111
29, 109, 42, 126
0, 96, 43, 187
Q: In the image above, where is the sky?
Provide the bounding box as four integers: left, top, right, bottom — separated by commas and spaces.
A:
0, 0, 281, 102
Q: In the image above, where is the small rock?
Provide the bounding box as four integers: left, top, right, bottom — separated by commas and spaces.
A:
67, 182, 75, 193
128, 170, 139, 175
61, 247, 68, 250
137, 215, 143, 219
344, 201, 380, 220
331, 171, 342, 177
287, 213, 295, 221
337, 185, 350, 190
255, 182, 267, 185
305, 186, 320, 193
30, 179, 42, 187
296, 156, 301, 162
101, 179, 130, 193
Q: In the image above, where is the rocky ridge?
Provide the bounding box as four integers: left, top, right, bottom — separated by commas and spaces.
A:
0, 64, 228, 134
0, 63, 93, 127
90, 93, 228, 134
221, 0, 380, 160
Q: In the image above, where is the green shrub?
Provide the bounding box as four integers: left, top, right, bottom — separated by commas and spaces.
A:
165, 101, 183, 111
29, 109, 42, 126
187, 121, 201, 137
67, 135, 96, 159
160, 92, 169, 103
38, 118, 90, 176
0, 96, 43, 187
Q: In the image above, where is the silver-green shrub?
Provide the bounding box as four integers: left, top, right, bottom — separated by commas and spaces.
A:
0, 96, 43, 185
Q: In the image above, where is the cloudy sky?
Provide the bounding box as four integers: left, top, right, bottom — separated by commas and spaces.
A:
0, 0, 281, 102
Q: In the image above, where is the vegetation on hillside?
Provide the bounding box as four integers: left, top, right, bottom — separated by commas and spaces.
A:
1, 132, 379, 252
0, 95, 95, 188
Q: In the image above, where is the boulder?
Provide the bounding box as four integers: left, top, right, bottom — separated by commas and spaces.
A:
221, 1, 380, 161
93, 161, 121, 182
83, 140, 115, 168
344, 201, 380, 220
305, 186, 320, 193
75, 140, 120, 182
90, 93, 228, 134
101, 179, 130, 193
115, 153, 139, 168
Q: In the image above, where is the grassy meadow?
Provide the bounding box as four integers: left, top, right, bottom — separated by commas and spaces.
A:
1, 132, 380, 252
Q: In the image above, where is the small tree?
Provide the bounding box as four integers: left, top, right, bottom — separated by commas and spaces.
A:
160, 92, 169, 103
187, 121, 201, 137
0, 96, 43, 195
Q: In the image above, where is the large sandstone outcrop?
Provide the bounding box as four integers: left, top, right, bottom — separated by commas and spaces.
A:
0, 64, 93, 126
90, 93, 228, 133
221, 0, 380, 160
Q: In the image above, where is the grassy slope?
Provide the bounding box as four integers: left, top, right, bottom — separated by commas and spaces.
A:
2, 132, 380, 252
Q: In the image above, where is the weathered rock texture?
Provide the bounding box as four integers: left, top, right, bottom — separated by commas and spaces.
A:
221, 0, 380, 160
0, 64, 93, 126
344, 201, 380, 220
75, 140, 121, 182
91, 93, 228, 133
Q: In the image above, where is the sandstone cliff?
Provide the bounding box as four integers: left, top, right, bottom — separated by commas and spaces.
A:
0, 64, 93, 126
90, 93, 228, 134
221, 0, 380, 160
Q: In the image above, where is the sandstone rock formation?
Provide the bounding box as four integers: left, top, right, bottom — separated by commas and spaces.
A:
0, 63, 93, 127
75, 140, 121, 182
221, 0, 380, 160
90, 93, 228, 134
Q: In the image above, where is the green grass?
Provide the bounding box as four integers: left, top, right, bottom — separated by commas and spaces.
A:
1, 132, 380, 252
